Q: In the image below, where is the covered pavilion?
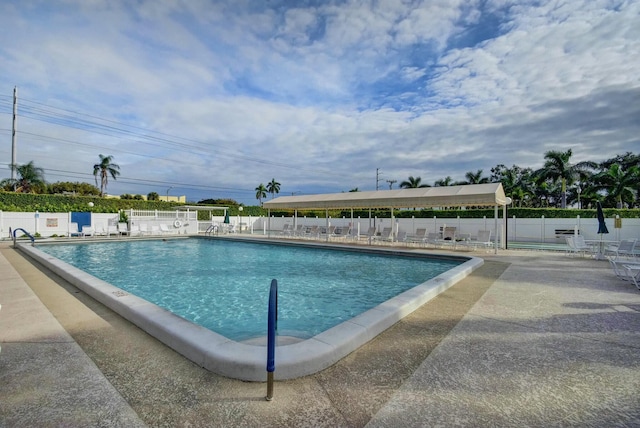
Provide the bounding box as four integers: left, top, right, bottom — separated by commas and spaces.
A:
263, 183, 511, 250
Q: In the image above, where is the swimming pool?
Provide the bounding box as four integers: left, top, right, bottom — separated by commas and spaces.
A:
19, 237, 483, 381
37, 239, 462, 341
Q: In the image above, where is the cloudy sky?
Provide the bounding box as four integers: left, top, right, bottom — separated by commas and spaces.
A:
0, 0, 638, 205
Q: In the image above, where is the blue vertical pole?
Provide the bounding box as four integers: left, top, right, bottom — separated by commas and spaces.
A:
266, 279, 277, 401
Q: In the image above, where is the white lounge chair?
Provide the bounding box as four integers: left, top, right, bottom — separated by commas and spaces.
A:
467, 230, 492, 250
331, 226, 350, 240
407, 228, 428, 245
139, 224, 149, 236
160, 224, 172, 234
361, 226, 377, 242
424, 232, 441, 248
117, 222, 129, 236
622, 264, 640, 290
609, 258, 640, 290
565, 235, 591, 257
81, 225, 94, 238
373, 227, 393, 244
95, 223, 109, 237
129, 224, 141, 237
439, 227, 458, 249
69, 222, 81, 237
606, 239, 637, 259
280, 224, 293, 236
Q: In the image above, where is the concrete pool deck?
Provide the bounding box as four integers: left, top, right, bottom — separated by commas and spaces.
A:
1, 241, 640, 427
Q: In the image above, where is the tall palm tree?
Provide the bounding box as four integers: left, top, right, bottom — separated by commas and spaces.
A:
0, 161, 46, 193
266, 178, 281, 199
593, 163, 639, 208
399, 175, 430, 188
533, 149, 596, 208
92, 154, 120, 197
255, 183, 268, 205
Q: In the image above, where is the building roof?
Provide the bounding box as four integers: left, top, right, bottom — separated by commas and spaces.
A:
263, 183, 508, 210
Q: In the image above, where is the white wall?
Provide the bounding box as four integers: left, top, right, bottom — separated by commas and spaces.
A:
3, 211, 638, 243
225, 214, 640, 244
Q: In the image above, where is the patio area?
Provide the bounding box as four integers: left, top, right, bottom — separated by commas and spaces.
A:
1, 241, 639, 427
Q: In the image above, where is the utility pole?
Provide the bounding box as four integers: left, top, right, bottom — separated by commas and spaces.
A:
386, 179, 397, 190
11, 86, 17, 181
376, 168, 383, 190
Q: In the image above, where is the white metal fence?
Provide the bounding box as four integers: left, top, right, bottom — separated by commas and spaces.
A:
2, 210, 638, 245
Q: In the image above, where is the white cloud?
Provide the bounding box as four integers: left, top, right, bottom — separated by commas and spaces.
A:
0, 0, 637, 203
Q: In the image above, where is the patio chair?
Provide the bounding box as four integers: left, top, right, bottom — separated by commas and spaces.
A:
304, 225, 319, 239
160, 224, 173, 234
439, 227, 458, 249
129, 224, 141, 237
68, 222, 82, 237
425, 232, 442, 248
330, 226, 348, 239
280, 224, 293, 236
372, 227, 393, 244
81, 225, 94, 238
95, 223, 109, 237
361, 226, 377, 241
467, 230, 493, 250
139, 224, 149, 236
394, 231, 408, 245
622, 264, 640, 290
565, 235, 591, 257
606, 239, 637, 259
292, 224, 305, 237
117, 222, 129, 236
407, 228, 428, 245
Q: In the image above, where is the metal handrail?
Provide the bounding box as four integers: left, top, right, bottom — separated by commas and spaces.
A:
266, 279, 278, 401
12, 228, 35, 247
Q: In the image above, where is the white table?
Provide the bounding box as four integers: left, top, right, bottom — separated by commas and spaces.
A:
585, 239, 618, 260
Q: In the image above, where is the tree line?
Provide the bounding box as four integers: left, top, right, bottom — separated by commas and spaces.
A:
3, 150, 638, 209
257, 150, 639, 209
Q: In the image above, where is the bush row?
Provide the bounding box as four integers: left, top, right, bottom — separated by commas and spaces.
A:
2, 192, 638, 219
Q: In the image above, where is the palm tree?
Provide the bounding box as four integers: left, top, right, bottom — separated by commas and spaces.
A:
490, 164, 535, 207
462, 169, 489, 184
593, 163, 639, 208
533, 149, 596, 208
255, 183, 268, 206
399, 175, 430, 188
0, 161, 46, 193
266, 178, 281, 199
92, 154, 120, 197
434, 176, 454, 187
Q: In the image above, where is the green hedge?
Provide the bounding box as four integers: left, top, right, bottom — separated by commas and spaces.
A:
0, 192, 179, 213
2, 192, 638, 219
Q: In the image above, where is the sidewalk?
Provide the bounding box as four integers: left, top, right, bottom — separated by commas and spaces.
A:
0, 245, 145, 427
1, 242, 639, 427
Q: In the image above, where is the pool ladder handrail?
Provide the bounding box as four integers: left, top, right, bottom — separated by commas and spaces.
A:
266, 278, 278, 401
12, 228, 35, 247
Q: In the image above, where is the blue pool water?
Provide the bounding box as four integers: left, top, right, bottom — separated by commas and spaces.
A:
39, 239, 462, 341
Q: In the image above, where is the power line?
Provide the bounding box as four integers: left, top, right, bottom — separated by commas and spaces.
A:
0, 95, 339, 176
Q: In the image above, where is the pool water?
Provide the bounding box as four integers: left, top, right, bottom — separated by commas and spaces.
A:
40, 239, 462, 341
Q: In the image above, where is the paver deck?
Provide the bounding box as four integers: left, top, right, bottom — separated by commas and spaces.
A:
1, 240, 639, 427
